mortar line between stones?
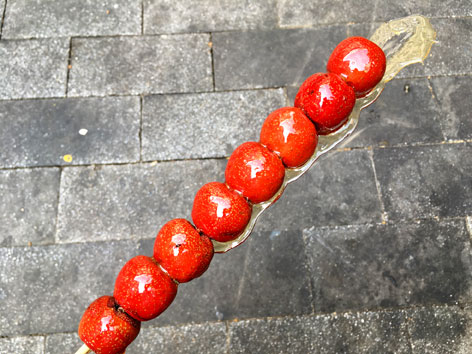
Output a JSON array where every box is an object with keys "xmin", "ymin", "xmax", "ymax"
[
  {"xmin": 140, "ymin": 0, "xmax": 144, "ymax": 35},
  {"xmin": 64, "ymin": 37, "xmax": 73, "ymax": 97},
  {"xmin": 42, "ymin": 334, "xmax": 47, "ymax": 354},
  {"xmin": 404, "ymin": 312, "xmax": 416, "ymax": 354},
  {"xmin": 209, "ymin": 32, "xmax": 216, "ymax": 91},
  {"xmin": 0, "ymin": 0, "xmax": 7, "ymax": 39},
  {"xmin": 139, "ymin": 95, "xmax": 144, "ymax": 161},
  {"xmin": 368, "ymin": 148, "xmax": 388, "ymax": 223},
  {"xmin": 300, "ymin": 231, "xmax": 316, "ymax": 315},
  {"xmin": 53, "ymin": 168, "xmax": 63, "ymax": 244},
  {"xmin": 466, "ymin": 216, "xmax": 472, "ymax": 243}
]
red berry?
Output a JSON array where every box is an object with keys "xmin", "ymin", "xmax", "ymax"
[
  {"xmin": 153, "ymin": 219, "xmax": 214, "ymax": 283},
  {"xmin": 294, "ymin": 72, "xmax": 356, "ymax": 134},
  {"xmin": 113, "ymin": 255, "xmax": 177, "ymax": 321},
  {"xmin": 260, "ymin": 107, "xmax": 318, "ymax": 167},
  {"xmin": 327, "ymin": 36, "xmax": 386, "ymax": 97},
  {"xmin": 78, "ymin": 296, "xmax": 140, "ymax": 354},
  {"xmin": 225, "ymin": 142, "xmax": 285, "ymax": 204},
  {"xmin": 192, "ymin": 182, "xmax": 252, "ymax": 242}
]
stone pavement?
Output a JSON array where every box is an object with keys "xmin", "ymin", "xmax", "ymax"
[{"xmin": 0, "ymin": 1, "xmax": 471, "ymax": 353}]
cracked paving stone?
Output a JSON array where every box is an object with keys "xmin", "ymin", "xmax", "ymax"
[
  {"xmin": 0, "ymin": 38, "xmax": 68, "ymax": 99},
  {"xmin": 2, "ymin": 0, "xmax": 140, "ymax": 39},
  {"xmin": 408, "ymin": 305, "xmax": 472, "ymax": 354},
  {"xmin": 430, "ymin": 76, "xmax": 472, "ymax": 141},
  {"xmin": 153, "ymin": 229, "xmax": 312, "ymax": 326},
  {"xmin": 373, "ymin": 143, "xmax": 472, "ymax": 220},
  {"xmin": 0, "ymin": 97, "xmax": 140, "ymax": 168},
  {"xmin": 303, "ymin": 218, "xmax": 472, "ymax": 312},
  {"xmin": 257, "ymin": 149, "xmax": 382, "ymax": 231},
  {"xmin": 0, "ymin": 336, "xmax": 45, "ymax": 354},
  {"xmin": 143, "ymin": 0, "xmax": 277, "ymax": 34},
  {"xmin": 229, "ymin": 311, "xmax": 411, "ymax": 354},
  {"xmin": 0, "ymin": 168, "xmax": 60, "ymax": 247},
  {"xmin": 142, "ymin": 89, "xmax": 286, "ymax": 161},
  {"xmin": 57, "ymin": 160, "xmax": 226, "ymax": 243},
  {"xmin": 213, "ymin": 26, "xmax": 346, "ymax": 90},
  {"xmin": 68, "ymin": 34, "xmax": 212, "ymax": 97}
]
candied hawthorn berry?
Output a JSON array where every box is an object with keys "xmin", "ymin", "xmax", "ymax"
[
  {"xmin": 192, "ymin": 182, "xmax": 252, "ymax": 242},
  {"xmin": 114, "ymin": 255, "xmax": 177, "ymax": 321},
  {"xmin": 153, "ymin": 219, "xmax": 214, "ymax": 283},
  {"xmin": 78, "ymin": 296, "xmax": 140, "ymax": 354},
  {"xmin": 225, "ymin": 142, "xmax": 285, "ymax": 204},
  {"xmin": 327, "ymin": 36, "xmax": 386, "ymax": 97},
  {"xmin": 294, "ymin": 72, "xmax": 356, "ymax": 134},
  {"xmin": 260, "ymin": 107, "xmax": 318, "ymax": 167}
]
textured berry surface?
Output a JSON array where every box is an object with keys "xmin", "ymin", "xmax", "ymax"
[
  {"xmin": 192, "ymin": 182, "xmax": 252, "ymax": 242},
  {"xmin": 78, "ymin": 296, "xmax": 140, "ymax": 354},
  {"xmin": 114, "ymin": 255, "xmax": 177, "ymax": 321},
  {"xmin": 153, "ymin": 218, "xmax": 214, "ymax": 283},
  {"xmin": 260, "ymin": 107, "xmax": 318, "ymax": 167},
  {"xmin": 327, "ymin": 36, "xmax": 386, "ymax": 97},
  {"xmin": 225, "ymin": 142, "xmax": 285, "ymax": 204},
  {"xmin": 294, "ymin": 72, "xmax": 356, "ymax": 134}
]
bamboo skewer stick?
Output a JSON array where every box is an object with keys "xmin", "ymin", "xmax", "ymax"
[{"xmin": 74, "ymin": 343, "xmax": 91, "ymax": 354}]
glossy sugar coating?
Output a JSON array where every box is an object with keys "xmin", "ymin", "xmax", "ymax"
[
  {"xmin": 78, "ymin": 296, "xmax": 140, "ymax": 354},
  {"xmin": 260, "ymin": 107, "xmax": 318, "ymax": 167},
  {"xmin": 153, "ymin": 218, "xmax": 214, "ymax": 283},
  {"xmin": 225, "ymin": 142, "xmax": 285, "ymax": 204},
  {"xmin": 192, "ymin": 182, "xmax": 252, "ymax": 242},
  {"xmin": 327, "ymin": 36, "xmax": 386, "ymax": 97},
  {"xmin": 113, "ymin": 255, "xmax": 177, "ymax": 321},
  {"xmin": 295, "ymin": 72, "xmax": 356, "ymax": 134}
]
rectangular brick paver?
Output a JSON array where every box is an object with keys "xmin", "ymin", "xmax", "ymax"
[
  {"xmin": 0, "ymin": 97, "xmax": 140, "ymax": 168},
  {"xmin": 258, "ymin": 149, "xmax": 383, "ymax": 231},
  {"xmin": 430, "ymin": 76, "xmax": 472, "ymax": 140},
  {"xmin": 156, "ymin": 229, "xmax": 312, "ymax": 326},
  {"xmin": 68, "ymin": 34, "xmax": 213, "ymax": 97},
  {"xmin": 142, "ymin": 89, "xmax": 286, "ymax": 161},
  {"xmin": 2, "ymin": 0, "xmax": 141, "ymax": 39},
  {"xmin": 229, "ymin": 311, "xmax": 411, "ymax": 354},
  {"xmin": 213, "ymin": 26, "xmax": 346, "ymax": 90},
  {"xmin": 408, "ymin": 305, "xmax": 472, "ymax": 354},
  {"xmin": 0, "ymin": 336, "xmax": 45, "ymax": 354},
  {"xmin": 0, "ymin": 168, "xmax": 60, "ymax": 246},
  {"xmin": 57, "ymin": 160, "xmax": 226, "ymax": 243},
  {"xmin": 303, "ymin": 219, "xmax": 472, "ymax": 312},
  {"xmin": 0, "ymin": 239, "xmax": 143, "ymax": 336},
  {"xmin": 373, "ymin": 143, "xmax": 472, "ymax": 220},
  {"xmin": 144, "ymin": 0, "xmax": 277, "ymax": 34},
  {"xmin": 0, "ymin": 38, "xmax": 68, "ymax": 100}
]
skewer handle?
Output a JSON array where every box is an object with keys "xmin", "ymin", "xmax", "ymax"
[{"xmin": 74, "ymin": 343, "xmax": 91, "ymax": 354}]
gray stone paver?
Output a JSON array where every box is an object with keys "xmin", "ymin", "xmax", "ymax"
[
  {"xmin": 408, "ymin": 305, "xmax": 472, "ymax": 354},
  {"xmin": 0, "ymin": 38, "xmax": 68, "ymax": 99},
  {"xmin": 258, "ymin": 149, "xmax": 383, "ymax": 231},
  {"xmin": 45, "ymin": 332, "xmax": 81, "ymax": 354},
  {"xmin": 430, "ymin": 76, "xmax": 472, "ymax": 140},
  {"xmin": 373, "ymin": 143, "xmax": 472, "ymax": 221},
  {"xmin": 0, "ymin": 239, "xmax": 142, "ymax": 335},
  {"xmin": 397, "ymin": 18, "xmax": 472, "ymax": 78},
  {"xmin": 0, "ymin": 168, "xmax": 60, "ymax": 246},
  {"xmin": 56, "ymin": 160, "xmax": 225, "ymax": 243},
  {"xmin": 144, "ymin": 0, "xmax": 278, "ymax": 34},
  {"xmin": 142, "ymin": 89, "xmax": 286, "ymax": 161},
  {"xmin": 155, "ymin": 229, "xmax": 312, "ymax": 326},
  {"xmin": 0, "ymin": 97, "xmax": 140, "ymax": 168},
  {"xmin": 303, "ymin": 219, "xmax": 472, "ymax": 313},
  {"xmin": 229, "ymin": 311, "xmax": 411, "ymax": 354},
  {"xmin": 213, "ymin": 26, "xmax": 346, "ymax": 90},
  {"xmin": 2, "ymin": 0, "xmax": 141, "ymax": 39},
  {"xmin": 0, "ymin": 336, "xmax": 45, "ymax": 354},
  {"xmin": 68, "ymin": 34, "xmax": 213, "ymax": 97}
]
